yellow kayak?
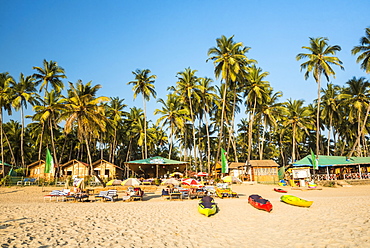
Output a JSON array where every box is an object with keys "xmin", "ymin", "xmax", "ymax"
[
  {"xmin": 198, "ymin": 196, "xmax": 217, "ymax": 217},
  {"xmin": 280, "ymin": 195, "xmax": 313, "ymax": 207}
]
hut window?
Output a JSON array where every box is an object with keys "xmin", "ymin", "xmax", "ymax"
[
  {"xmin": 105, "ymin": 169, "xmax": 109, "ymax": 177},
  {"xmin": 67, "ymin": 171, "xmax": 72, "ymax": 176}
]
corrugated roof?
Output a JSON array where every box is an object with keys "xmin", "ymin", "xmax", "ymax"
[
  {"xmin": 293, "ymin": 155, "xmax": 370, "ymax": 167},
  {"xmin": 125, "ymin": 156, "xmax": 188, "ymax": 165}
]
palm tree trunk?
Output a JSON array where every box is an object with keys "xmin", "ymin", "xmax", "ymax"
[
  {"xmin": 348, "ymin": 103, "xmax": 370, "ymax": 158},
  {"xmin": 38, "ymin": 122, "xmax": 45, "ymax": 161},
  {"xmin": 204, "ymin": 110, "xmax": 211, "ymax": 174},
  {"xmin": 327, "ymin": 112, "xmax": 333, "ymax": 156},
  {"xmin": 316, "ymin": 77, "xmax": 321, "ymax": 158},
  {"xmin": 247, "ymin": 97, "xmax": 257, "ymax": 163},
  {"xmin": 292, "ymin": 123, "xmax": 296, "ymax": 162},
  {"xmin": 143, "ymin": 96, "xmax": 148, "ymax": 159},
  {"xmin": 20, "ymin": 106, "xmax": 25, "ymax": 168},
  {"xmin": 216, "ymin": 78, "xmax": 228, "ymax": 164},
  {"xmin": 0, "ymin": 109, "xmax": 4, "ymax": 177},
  {"xmin": 189, "ymin": 97, "xmax": 198, "ymax": 171},
  {"xmin": 84, "ymin": 135, "xmax": 94, "ymax": 176}
]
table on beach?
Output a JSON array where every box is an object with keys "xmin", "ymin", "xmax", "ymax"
[{"xmin": 169, "ymin": 192, "xmax": 182, "ymax": 201}]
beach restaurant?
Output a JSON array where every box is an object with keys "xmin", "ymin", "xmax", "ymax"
[
  {"xmin": 293, "ymin": 155, "xmax": 370, "ymax": 180},
  {"xmin": 124, "ymin": 156, "xmax": 188, "ymax": 178}
]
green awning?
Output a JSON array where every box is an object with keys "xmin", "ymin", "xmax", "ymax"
[
  {"xmin": 125, "ymin": 156, "xmax": 188, "ymax": 165},
  {"xmin": 293, "ymin": 155, "xmax": 370, "ymax": 167}
]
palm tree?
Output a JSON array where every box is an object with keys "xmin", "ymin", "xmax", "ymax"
[
  {"xmin": 0, "ymin": 72, "xmax": 13, "ymax": 176},
  {"xmin": 339, "ymin": 77, "xmax": 370, "ymax": 157},
  {"xmin": 33, "ymin": 59, "xmax": 66, "ymax": 94},
  {"xmin": 105, "ymin": 97, "xmax": 127, "ymax": 163},
  {"xmin": 321, "ymin": 83, "xmax": 341, "ymax": 155},
  {"xmin": 10, "ymin": 73, "xmax": 37, "ymax": 168},
  {"xmin": 127, "ymin": 69, "xmax": 156, "ymax": 159},
  {"xmin": 243, "ymin": 65, "xmax": 270, "ymax": 163},
  {"xmin": 154, "ymin": 94, "xmax": 190, "ymax": 158},
  {"xmin": 296, "ymin": 37, "xmax": 344, "ymax": 158},
  {"xmin": 198, "ymin": 77, "xmax": 218, "ymax": 173},
  {"xmin": 61, "ymin": 80, "xmax": 110, "ymax": 175},
  {"xmin": 352, "ymin": 27, "xmax": 370, "ymax": 73},
  {"xmin": 282, "ymin": 99, "xmax": 313, "ymax": 162},
  {"xmin": 207, "ymin": 35, "xmax": 252, "ymax": 162},
  {"xmin": 32, "ymin": 90, "xmax": 66, "ymax": 167},
  {"xmin": 172, "ymin": 68, "xmax": 201, "ymax": 169}
]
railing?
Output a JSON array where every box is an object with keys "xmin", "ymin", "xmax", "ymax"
[
  {"xmin": 313, "ymin": 173, "xmax": 370, "ymax": 180},
  {"xmin": 343, "ymin": 173, "xmax": 370, "ymax": 180},
  {"xmin": 312, "ymin": 174, "xmax": 337, "ymax": 181}
]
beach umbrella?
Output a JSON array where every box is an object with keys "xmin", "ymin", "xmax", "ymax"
[
  {"xmin": 106, "ymin": 179, "xmax": 123, "ymax": 186},
  {"xmin": 181, "ymin": 178, "xmax": 201, "ymax": 186},
  {"xmin": 170, "ymin": 172, "xmax": 183, "ymax": 177},
  {"xmin": 121, "ymin": 178, "xmax": 141, "ymax": 186},
  {"xmin": 222, "ymin": 176, "xmax": 242, "ymax": 183},
  {"xmin": 162, "ymin": 178, "xmax": 180, "ymax": 186},
  {"xmin": 196, "ymin": 172, "xmax": 209, "ymax": 177}
]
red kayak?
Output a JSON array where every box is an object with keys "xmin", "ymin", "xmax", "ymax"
[
  {"xmin": 248, "ymin": 194, "xmax": 273, "ymax": 212},
  {"xmin": 274, "ymin": 188, "xmax": 288, "ymax": 193}
]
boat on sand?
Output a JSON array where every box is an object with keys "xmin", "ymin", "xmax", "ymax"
[
  {"xmin": 198, "ymin": 196, "xmax": 217, "ymax": 217},
  {"xmin": 248, "ymin": 194, "xmax": 273, "ymax": 212},
  {"xmin": 280, "ymin": 195, "xmax": 313, "ymax": 207}
]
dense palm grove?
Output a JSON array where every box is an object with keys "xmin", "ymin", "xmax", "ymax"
[{"xmin": 1, "ymin": 28, "xmax": 370, "ymax": 177}]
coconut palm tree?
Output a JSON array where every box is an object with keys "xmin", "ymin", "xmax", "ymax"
[
  {"xmin": 282, "ymin": 99, "xmax": 313, "ymax": 162},
  {"xmin": 321, "ymin": 83, "xmax": 342, "ymax": 155},
  {"xmin": 296, "ymin": 37, "xmax": 344, "ymax": 158},
  {"xmin": 127, "ymin": 69, "xmax": 156, "ymax": 159},
  {"xmin": 154, "ymin": 94, "xmax": 190, "ymax": 158},
  {"xmin": 33, "ymin": 59, "xmax": 66, "ymax": 94},
  {"xmin": 9, "ymin": 73, "xmax": 37, "ymax": 168},
  {"xmin": 0, "ymin": 72, "xmax": 13, "ymax": 176},
  {"xmin": 207, "ymin": 35, "xmax": 252, "ymax": 162},
  {"xmin": 61, "ymin": 80, "xmax": 109, "ymax": 175},
  {"xmin": 171, "ymin": 68, "xmax": 201, "ymax": 169},
  {"xmin": 243, "ymin": 65, "xmax": 271, "ymax": 163},
  {"xmin": 352, "ymin": 27, "xmax": 370, "ymax": 73},
  {"xmin": 31, "ymin": 90, "xmax": 66, "ymax": 166},
  {"xmin": 339, "ymin": 77, "xmax": 370, "ymax": 157},
  {"xmin": 105, "ymin": 97, "xmax": 127, "ymax": 163}
]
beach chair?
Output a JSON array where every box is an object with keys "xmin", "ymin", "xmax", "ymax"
[
  {"xmin": 161, "ymin": 189, "xmax": 170, "ymax": 199},
  {"xmin": 131, "ymin": 188, "xmax": 144, "ymax": 201},
  {"xmin": 102, "ymin": 190, "xmax": 118, "ymax": 202},
  {"xmin": 44, "ymin": 189, "xmax": 70, "ymax": 202},
  {"xmin": 95, "ymin": 191, "xmax": 108, "ymax": 201}
]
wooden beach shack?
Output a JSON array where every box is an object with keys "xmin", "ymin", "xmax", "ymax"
[
  {"xmin": 26, "ymin": 160, "xmax": 54, "ymax": 179},
  {"xmin": 215, "ymin": 160, "xmax": 279, "ymax": 183},
  {"xmin": 124, "ymin": 156, "xmax": 188, "ymax": 178},
  {"xmin": 293, "ymin": 155, "xmax": 370, "ymax": 180},
  {"xmin": 92, "ymin": 159, "xmax": 124, "ymax": 179},
  {"xmin": 247, "ymin": 160, "xmax": 279, "ymax": 183},
  {"xmin": 60, "ymin": 159, "xmax": 89, "ymax": 178}
]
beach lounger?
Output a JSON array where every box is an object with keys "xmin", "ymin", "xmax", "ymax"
[
  {"xmin": 131, "ymin": 188, "xmax": 144, "ymax": 201},
  {"xmin": 95, "ymin": 191, "xmax": 108, "ymax": 201},
  {"xmin": 44, "ymin": 189, "xmax": 70, "ymax": 202},
  {"xmin": 102, "ymin": 190, "xmax": 118, "ymax": 202}
]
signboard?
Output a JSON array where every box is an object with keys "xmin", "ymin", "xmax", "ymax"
[{"xmin": 292, "ymin": 168, "xmax": 310, "ymax": 179}]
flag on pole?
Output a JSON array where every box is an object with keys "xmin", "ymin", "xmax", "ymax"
[
  {"xmin": 221, "ymin": 148, "xmax": 228, "ymax": 173},
  {"xmin": 44, "ymin": 148, "xmax": 54, "ymax": 174},
  {"xmin": 310, "ymin": 149, "xmax": 318, "ymax": 170}
]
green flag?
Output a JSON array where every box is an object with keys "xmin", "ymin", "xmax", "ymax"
[
  {"xmin": 310, "ymin": 149, "xmax": 318, "ymax": 170},
  {"xmin": 44, "ymin": 148, "xmax": 54, "ymax": 174},
  {"xmin": 221, "ymin": 148, "xmax": 228, "ymax": 173}
]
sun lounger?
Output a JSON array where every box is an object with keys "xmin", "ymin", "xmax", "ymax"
[
  {"xmin": 95, "ymin": 191, "xmax": 108, "ymax": 201},
  {"xmin": 102, "ymin": 190, "xmax": 118, "ymax": 202},
  {"xmin": 44, "ymin": 189, "xmax": 70, "ymax": 202},
  {"xmin": 131, "ymin": 188, "xmax": 144, "ymax": 201}
]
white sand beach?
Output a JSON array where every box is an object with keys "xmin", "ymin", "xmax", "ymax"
[{"xmin": 1, "ymin": 184, "xmax": 370, "ymax": 248}]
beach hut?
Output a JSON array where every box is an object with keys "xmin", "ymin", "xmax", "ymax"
[
  {"xmin": 26, "ymin": 160, "xmax": 55, "ymax": 179},
  {"xmin": 293, "ymin": 155, "xmax": 370, "ymax": 180},
  {"xmin": 215, "ymin": 162, "xmax": 246, "ymax": 177},
  {"xmin": 92, "ymin": 159, "xmax": 124, "ymax": 179},
  {"xmin": 59, "ymin": 160, "xmax": 89, "ymax": 178},
  {"xmin": 124, "ymin": 156, "xmax": 188, "ymax": 178},
  {"xmin": 247, "ymin": 160, "xmax": 279, "ymax": 183}
]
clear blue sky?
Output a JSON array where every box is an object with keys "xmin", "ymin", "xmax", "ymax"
[{"xmin": 1, "ymin": 0, "xmax": 369, "ymax": 124}]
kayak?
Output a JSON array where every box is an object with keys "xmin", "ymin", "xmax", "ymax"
[
  {"xmin": 274, "ymin": 188, "xmax": 288, "ymax": 193},
  {"xmin": 248, "ymin": 194, "xmax": 273, "ymax": 212},
  {"xmin": 280, "ymin": 195, "xmax": 313, "ymax": 207},
  {"xmin": 198, "ymin": 197, "xmax": 217, "ymax": 217}
]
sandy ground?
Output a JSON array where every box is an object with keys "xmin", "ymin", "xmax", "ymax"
[{"xmin": 0, "ymin": 183, "xmax": 370, "ymax": 248}]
